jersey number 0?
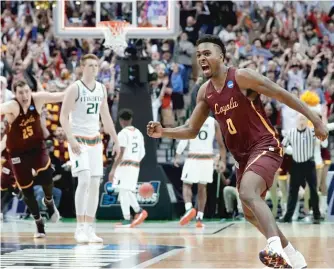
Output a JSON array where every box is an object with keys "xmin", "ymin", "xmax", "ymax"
[{"xmin": 226, "ymin": 118, "xmax": 237, "ymax": 135}]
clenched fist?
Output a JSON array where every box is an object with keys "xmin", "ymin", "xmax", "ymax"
[{"xmin": 147, "ymin": 121, "xmax": 163, "ymax": 138}]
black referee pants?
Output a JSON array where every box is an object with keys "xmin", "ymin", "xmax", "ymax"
[{"xmin": 283, "ymin": 160, "xmax": 320, "ymax": 221}]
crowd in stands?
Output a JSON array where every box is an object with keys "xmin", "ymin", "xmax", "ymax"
[{"xmin": 1, "ymin": 1, "xmax": 334, "ymax": 222}]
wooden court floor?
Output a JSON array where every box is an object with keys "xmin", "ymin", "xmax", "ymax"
[{"xmin": 1, "ymin": 220, "xmax": 333, "ymax": 268}]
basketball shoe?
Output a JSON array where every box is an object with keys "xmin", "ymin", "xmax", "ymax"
[
  {"xmin": 86, "ymin": 224, "xmax": 103, "ymax": 243},
  {"xmin": 75, "ymin": 225, "xmax": 89, "ymax": 243},
  {"xmin": 131, "ymin": 209, "xmax": 148, "ymax": 228},
  {"xmin": 180, "ymin": 208, "xmax": 196, "ymax": 226},
  {"xmin": 259, "ymin": 246, "xmax": 292, "ymax": 268},
  {"xmin": 43, "ymin": 198, "xmax": 60, "ymax": 223},
  {"xmin": 285, "ymin": 249, "xmax": 307, "ymax": 268},
  {"xmin": 195, "ymin": 217, "xmax": 205, "ymax": 228},
  {"xmin": 34, "ymin": 219, "xmax": 46, "ymax": 238}
]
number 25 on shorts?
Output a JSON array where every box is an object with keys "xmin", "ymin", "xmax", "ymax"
[{"xmin": 226, "ymin": 118, "xmax": 237, "ymax": 135}]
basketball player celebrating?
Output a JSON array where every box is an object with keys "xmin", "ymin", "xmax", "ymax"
[
  {"xmin": 108, "ymin": 109, "xmax": 147, "ymax": 228},
  {"xmin": 147, "ymin": 35, "xmax": 328, "ymax": 268},
  {"xmin": 0, "ymin": 80, "xmax": 63, "ymax": 237},
  {"xmin": 60, "ymin": 54, "xmax": 120, "ymax": 243},
  {"xmin": 173, "ymin": 116, "xmax": 226, "ymax": 228}
]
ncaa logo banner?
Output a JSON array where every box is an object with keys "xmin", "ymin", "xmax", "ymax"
[{"xmin": 100, "ymin": 181, "xmax": 161, "ymax": 207}]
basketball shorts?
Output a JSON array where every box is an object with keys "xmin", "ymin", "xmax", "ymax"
[
  {"xmin": 1, "ymin": 159, "xmax": 16, "ymax": 191},
  {"xmin": 181, "ymin": 158, "xmax": 214, "ymax": 185},
  {"xmin": 236, "ymin": 149, "xmax": 283, "ymax": 197},
  {"xmin": 114, "ymin": 162, "xmax": 140, "ymax": 192},
  {"xmin": 68, "ymin": 141, "xmax": 103, "ymax": 177},
  {"xmin": 278, "ymin": 154, "xmax": 292, "ymax": 180},
  {"xmin": 9, "ymin": 148, "xmax": 51, "ymax": 189},
  {"xmin": 321, "ymin": 148, "xmax": 331, "ymax": 165}
]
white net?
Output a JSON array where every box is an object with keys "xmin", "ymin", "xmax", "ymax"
[{"xmin": 99, "ymin": 21, "xmax": 129, "ymax": 57}]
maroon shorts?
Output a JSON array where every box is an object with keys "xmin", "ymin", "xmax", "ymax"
[
  {"xmin": 9, "ymin": 148, "xmax": 51, "ymax": 189},
  {"xmin": 1, "ymin": 159, "xmax": 16, "ymax": 191},
  {"xmin": 321, "ymin": 148, "xmax": 331, "ymax": 164},
  {"xmin": 236, "ymin": 149, "xmax": 283, "ymax": 198},
  {"xmin": 278, "ymin": 154, "xmax": 292, "ymax": 180}
]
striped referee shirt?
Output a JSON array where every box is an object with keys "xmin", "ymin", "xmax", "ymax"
[{"xmin": 282, "ymin": 127, "xmax": 315, "ymax": 163}]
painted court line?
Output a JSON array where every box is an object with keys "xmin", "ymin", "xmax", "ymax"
[{"xmin": 212, "ymin": 223, "xmax": 234, "ymax": 235}]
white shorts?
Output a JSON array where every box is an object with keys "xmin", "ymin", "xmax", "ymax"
[
  {"xmin": 68, "ymin": 142, "xmax": 103, "ymax": 177},
  {"xmin": 181, "ymin": 158, "xmax": 214, "ymax": 185},
  {"xmin": 114, "ymin": 166, "xmax": 140, "ymax": 192}
]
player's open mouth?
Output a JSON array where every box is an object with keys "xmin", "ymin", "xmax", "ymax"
[
  {"xmin": 201, "ymin": 65, "xmax": 211, "ymax": 75},
  {"xmin": 201, "ymin": 65, "xmax": 210, "ymax": 72}
]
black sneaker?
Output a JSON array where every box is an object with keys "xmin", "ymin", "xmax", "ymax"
[
  {"xmin": 34, "ymin": 219, "xmax": 46, "ymax": 238},
  {"xmin": 313, "ymin": 218, "xmax": 321, "ymax": 224}
]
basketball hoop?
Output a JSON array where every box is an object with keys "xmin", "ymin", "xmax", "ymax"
[{"xmin": 97, "ymin": 21, "xmax": 130, "ymax": 56}]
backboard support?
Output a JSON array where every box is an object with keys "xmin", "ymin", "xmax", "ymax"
[{"xmin": 53, "ymin": 0, "xmax": 180, "ymax": 39}]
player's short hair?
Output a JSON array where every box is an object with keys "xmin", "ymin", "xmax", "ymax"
[
  {"xmin": 80, "ymin": 54, "xmax": 99, "ymax": 66},
  {"xmin": 196, "ymin": 35, "xmax": 226, "ymax": 57},
  {"xmin": 12, "ymin": 80, "xmax": 28, "ymax": 93},
  {"xmin": 119, "ymin": 109, "xmax": 133, "ymax": 121}
]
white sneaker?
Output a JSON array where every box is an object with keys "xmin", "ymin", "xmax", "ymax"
[
  {"xmin": 75, "ymin": 227, "xmax": 89, "ymax": 244},
  {"xmin": 86, "ymin": 225, "xmax": 103, "ymax": 243},
  {"xmin": 286, "ymin": 250, "xmax": 307, "ymax": 268},
  {"xmin": 42, "ymin": 198, "xmax": 60, "ymax": 223}
]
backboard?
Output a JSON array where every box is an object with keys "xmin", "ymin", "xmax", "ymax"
[{"xmin": 54, "ymin": 0, "xmax": 179, "ymax": 39}]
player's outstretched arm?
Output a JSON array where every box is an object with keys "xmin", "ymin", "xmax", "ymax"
[
  {"xmin": 147, "ymin": 82, "xmax": 210, "ymax": 139},
  {"xmin": 0, "ymin": 101, "xmax": 18, "ymax": 116},
  {"xmin": 33, "ymin": 91, "xmax": 65, "ymax": 104},
  {"xmin": 59, "ymin": 83, "xmax": 81, "ymax": 154},
  {"xmin": 100, "ymin": 86, "xmax": 120, "ymax": 158},
  {"xmin": 235, "ymin": 68, "xmax": 328, "ymax": 141}
]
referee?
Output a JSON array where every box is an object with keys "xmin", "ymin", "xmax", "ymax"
[{"xmin": 281, "ymin": 114, "xmax": 321, "ymax": 224}]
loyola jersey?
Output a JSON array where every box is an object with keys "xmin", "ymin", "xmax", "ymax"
[
  {"xmin": 118, "ymin": 126, "xmax": 145, "ymax": 164},
  {"xmin": 176, "ymin": 116, "xmax": 216, "ymax": 155},
  {"xmin": 70, "ymin": 80, "xmax": 104, "ymax": 137}
]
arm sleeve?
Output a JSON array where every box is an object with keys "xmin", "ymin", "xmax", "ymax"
[
  {"xmin": 176, "ymin": 140, "xmax": 189, "ymax": 155},
  {"xmin": 139, "ymin": 134, "xmax": 146, "ymax": 161},
  {"xmin": 281, "ymin": 130, "xmax": 291, "ymax": 147}
]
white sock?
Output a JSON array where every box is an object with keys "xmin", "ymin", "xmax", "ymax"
[
  {"xmin": 128, "ymin": 191, "xmax": 141, "ymax": 213},
  {"xmin": 185, "ymin": 202, "xmax": 192, "ymax": 211},
  {"xmin": 284, "ymin": 242, "xmax": 296, "ymax": 256},
  {"xmin": 197, "ymin": 211, "xmax": 204, "ymax": 220},
  {"xmin": 119, "ymin": 190, "xmax": 130, "ymax": 220},
  {"xmin": 320, "ymin": 195, "xmax": 327, "ymax": 213},
  {"xmin": 267, "ymin": 236, "xmax": 283, "ymax": 254}
]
